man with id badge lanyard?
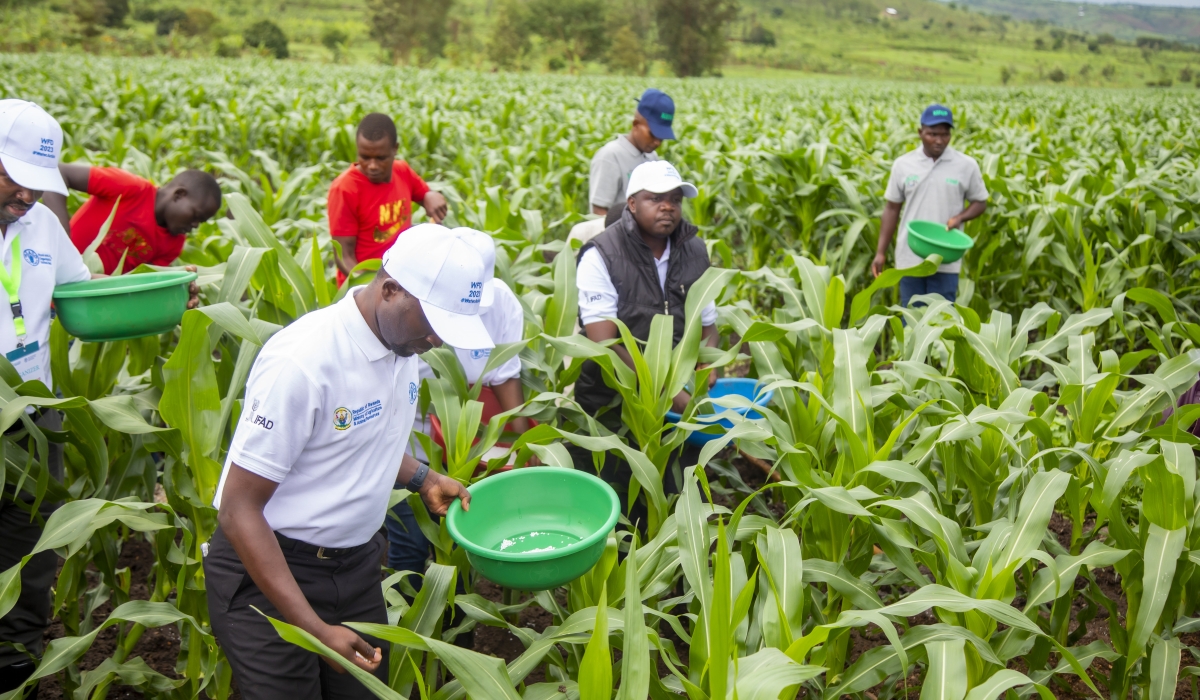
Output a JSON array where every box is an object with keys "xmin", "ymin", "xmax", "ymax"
[{"xmin": 0, "ymin": 100, "xmax": 197, "ymax": 691}]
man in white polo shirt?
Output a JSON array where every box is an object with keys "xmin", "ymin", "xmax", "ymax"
[
  {"xmin": 0, "ymin": 100, "xmax": 102, "ymax": 691},
  {"xmin": 871, "ymin": 104, "xmax": 989, "ymax": 308},
  {"xmin": 205, "ymin": 225, "xmax": 488, "ymax": 698},
  {"xmin": 389, "ymin": 228, "xmax": 533, "ymax": 587}
]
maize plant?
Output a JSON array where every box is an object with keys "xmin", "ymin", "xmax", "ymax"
[{"xmin": 0, "ymin": 54, "xmax": 1196, "ymax": 699}]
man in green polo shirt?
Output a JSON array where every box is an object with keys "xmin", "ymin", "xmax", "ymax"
[{"xmin": 871, "ymin": 104, "xmax": 989, "ymax": 308}]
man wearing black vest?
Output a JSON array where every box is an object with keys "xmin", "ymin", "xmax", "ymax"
[{"xmin": 573, "ymin": 160, "xmax": 718, "ymax": 526}]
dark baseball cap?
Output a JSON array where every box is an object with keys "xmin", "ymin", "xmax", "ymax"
[
  {"xmin": 636, "ymin": 88, "xmax": 676, "ymax": 140},
  {"xmin": 921, "ymin": 104, "xmax": 953, "ymax": 127}
]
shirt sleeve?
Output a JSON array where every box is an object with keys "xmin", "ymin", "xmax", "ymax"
[
  {"xmin": 589, "ymin": 149, "xmax": 621, "ymax": 210},
  {"xmin": 326, "ymin": 176, "xmax": 361, "ymax": 240},
  {"xmin": 883, "ymin": 161, "xmax": 905, "ymax": 204},
  {"xmin": 577, "ymin": 247, "xmax": 619, "ymax": 326},
  {"xmin": 227, "ymin": 357, "xmax": 321, "ymax": 483},
  {"xmin": 965, "ymin": 161, "xmax": 989, "ymax": 202},
  {"xmin": 397, "ymin": 162, "xmax": 431, "ymax": 205},
  {"xmin": 701, "ymin": 302, "xmax": 718, "ymax": 327},
  {"xmin": 482, "ymin": 284, "xmax": 525, "ymax": 386},
  {"xmin": 52, "ymin": 215, "xmax": 92, "ymax": 285},
  {"xmin": 86, "ymin": 167, "xmax": 149, "ymax": 199}
]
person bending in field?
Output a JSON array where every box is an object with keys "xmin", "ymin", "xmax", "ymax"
[
  {"xmin": 571, "ymin": 160, "xmax": 718, "ymax": 529},
  {"xmin": 327, "ymin": 112, "xmax": 448, "ymax": 286},
  {"xmin": 569, "ymin": 89, "xmax": 678, "ymax": 252},
  {"xmin": 41, "ymin": 165, "xmax": 222, "ymax": 274},
  {"xmin": 871, "ymin": 104, "xmax": 989, "ymax": 308}
]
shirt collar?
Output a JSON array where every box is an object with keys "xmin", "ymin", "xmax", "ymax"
[
  {"xmin": 617, "ymin": 134, "xmax": 642, "ymax": 156},
  {"xmin": 338, "ymin": 288, "xmax": 391, "ymax": 362},
  {"xmin": 657, "ymin": 238, "xmax": 672, "ymax": 263}
]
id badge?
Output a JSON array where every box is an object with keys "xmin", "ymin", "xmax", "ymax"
[{"xmin": 5, "ymin": 340, "xmax": 47, "ymax": 382}]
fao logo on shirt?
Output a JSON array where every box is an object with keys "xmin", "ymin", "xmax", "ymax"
[
  {"xmin": 470, "ymin": 349, "xmax": 491, "ymax": 360},
  {"xmin": 408, "ymin": 382, "xmax": 419, "ymax": 404},
  {"xmin": 21, "ymin": 249, "xmax": 50, "ymax": 266}
]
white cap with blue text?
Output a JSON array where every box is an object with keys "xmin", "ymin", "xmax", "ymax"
[
  {"xmin": 381, "ymin": 223, "xmax": 494, "ymax": 350},
  {"xmin": 625, "ymin": 160, "xmax": 698, "ymax": 200},
  {"xmin": 452, "ymin": 228, "xmax": 497, "ymax": 308},
  {"xmin": 0, "ymin": 99, "xmax": 67, "ymax": 196}
]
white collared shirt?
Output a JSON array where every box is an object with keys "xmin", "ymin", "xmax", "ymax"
[
  {"xmin": 0, "ymin": 203, "xmax": 91, "ymax": 387},
  {"xmin": 215, "ymin": 289, "xmax": 420, "ymax": 548},
  {"xmin": 577, "ymin": 239, "xmax": 719, "ymax": 327}
]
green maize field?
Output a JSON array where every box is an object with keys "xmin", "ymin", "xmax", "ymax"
[{"xmin": 0, "ymin": 54, "xmax": 1198, "ymax": 700}]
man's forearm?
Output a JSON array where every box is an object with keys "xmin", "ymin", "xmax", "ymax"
[
  {"xmin": 876, "ymin": 203, "xmax": 901, "ymax": 256},
  {"xmin": 333, "ymin": 237, "xmax": 358, "ymax": 276},
  {"xmin": 42, "ymin": 193, "xmax": 71, "ymax": 232},
  {"xmin": 221, "ymin": 505, "xmax": 323, "ymax": 632},
  {"xmin": 491, "ymin": 377, "xmax": 530, "ymax": 433},
  {"xmin": 592, "ymin": 205, "xmax": 608, "ymax": 216},
  {"xmin": 954, "ymin": 201, "xmax": 988, "ymax": 225}
]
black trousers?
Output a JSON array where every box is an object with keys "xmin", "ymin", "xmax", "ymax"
[
  {"xmin": 204, "ymin": 527, "xmax": 390, "ymax": 700},
  {"xmin": 0, "ymin": 410, "xmax": 63, "ymax": 670}
]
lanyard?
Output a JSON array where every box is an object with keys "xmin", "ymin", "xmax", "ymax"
[{"xmin": 0, "ymin": 234, "xmax": 25, "ymax": 342}]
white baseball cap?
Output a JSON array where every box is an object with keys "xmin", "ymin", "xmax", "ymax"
[
  {"xmin": 0, "ymin": 100, "xmax": 67, "ymax": 196},
  {"xmin": 625, "ymin": 160, "xmax": 698, "ymax": 200},
  {"xmin": 381, "ymin": 224, "xmax": 493, "ymax": 351},
  {"xmin": 452, "ymin": 228, "xmax": 496, "ymax": 308}
]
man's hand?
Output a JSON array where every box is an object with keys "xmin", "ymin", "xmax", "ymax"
[
  {"xmin": 871, "ymin": 252, "xmax": 887, "ymax": 278},
  {"xmin": 671, "ymin": 390, "xmax": 691, "ymax": 414},
  {"xmin": 185, "ymin": 265, "xmax": 201, "ymax": 309},
  {"xmin": 315, "ymin": 623, "xmax": 381, "ymax": 674},
  {"xmin": 422, "ymin": 192, "xmax": 449, "ymax": 224},
  {"xmin": 946, "ymin": 216, "xmax": 962, "ymax": 231},
  {"xmin": 418, "ymin": 471, "xmax": 470, "ymax": 517}
]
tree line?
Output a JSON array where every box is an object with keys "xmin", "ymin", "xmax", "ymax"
[{"xmin": 368, "ymin": 0, "xmax": 740, "ymax": 77}]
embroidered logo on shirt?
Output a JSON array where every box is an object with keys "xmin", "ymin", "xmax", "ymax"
[
  {"xmin": 333, "ymin": 407, "xmax": 352, "ymax": 430},
  {"xmin": 408, "ymin": 382, "xmax": 419, "ymax": 404},
  {"xmin": 21, "ymin": 249, "xmax": 50, "ymax": 266},
  {"xmin": 351, "ymin": 400, "xmax": 383, "ymax": 426},
  {"xmin": 946, "ymin": 178, "xmax": 960, "ymax": 185},
  {"xmin": 252, "ymin": 415, "xmax": 275, "ymax": 430},
  {"xmin": 470, "ymin": 349, "xmax": 491, "ymax": 360}
]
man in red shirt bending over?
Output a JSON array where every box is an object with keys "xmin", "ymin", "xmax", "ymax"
[
  {"xmin": 327, "ymin": 113, "xmax": 448, "ymax": 285},
  {"xmin": 43, "ymin": 166, "xmax": 222, "ymax": 274}
]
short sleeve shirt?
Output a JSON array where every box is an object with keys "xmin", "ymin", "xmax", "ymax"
[
  {"xmin": 884, "ymin": 146, "xmax": 989, "ymax": 274},
  {"xmin": 214, "ymin": 289, "xmax": 420, "ymax": 548},
  {"xmin": 0, "ymin": 204, "xmax": 91, "ymax": 387},
  {"xmin": 589, "ymin": 135, "xmax": 657, "ymax": 211},
  {"xmin": 69, "ymin": 168, "xmax": 183, "ymax": 274},
  {"xmin": 327, "ymin": 161, "xmax": 431, "ymax": 265}
]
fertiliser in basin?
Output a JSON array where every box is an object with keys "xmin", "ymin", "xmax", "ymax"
[
  {"xmin": 53, "ymin": 270, "xmax": 196, "ymax": 342},
  {"xmin": 446, "ymin": 467, "xmax": 620, "ymax": 590}
]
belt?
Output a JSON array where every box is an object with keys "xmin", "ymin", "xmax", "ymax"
[{"xmin": 274, "ymin": 531, "xmax": 373, "ymax": 560}]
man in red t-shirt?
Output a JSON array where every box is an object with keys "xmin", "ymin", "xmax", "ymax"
[
  {"xmin": 42, "ymin": 166, "xmax": 222, "ymax": 274},
  {"xmin": 327, "ymin": 113, "xmax": 448, "ymax": 285}
]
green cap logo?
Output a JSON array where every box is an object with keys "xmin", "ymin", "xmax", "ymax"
[
  {"xmin": 661, "ymin": 112, "xmax": 673, "ymax": 122},
  {"xmin": 933, "ymin": 110, "xmax": 948, "ymax": 116}
]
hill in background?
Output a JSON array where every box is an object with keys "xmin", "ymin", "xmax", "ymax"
[
  {"xmin": 4, "ymin": 0, "xmax": 1200, "ymax": 88},
  {"xmin": 941, "ymin": 0, "xmax": 1200, "ymax": 44}
]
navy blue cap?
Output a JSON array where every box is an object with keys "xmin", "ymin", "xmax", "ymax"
[
  {"xmin": 636, "ymin": 89, "xmax": 676, "ymax": 140},
  {"xmin": 921, "ymin": 104, "xmax": 953, "ymax": 127}
]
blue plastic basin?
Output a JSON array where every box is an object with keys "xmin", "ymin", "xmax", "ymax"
[{"xmin": 665, "ymin": 378, "xmax": 774, "ymax": 446}]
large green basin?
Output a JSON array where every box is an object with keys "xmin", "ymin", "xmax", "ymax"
[
  {"xmin": 446, "ymin": 467, "xmax": 619, "ymax": 591},
  {"xmin": 52, "ymin": 270, "xmax": 196, "ymax": 342},
  {"xmin": 907, "ymin": 220, "xmax": 974, "ymax": 263}
]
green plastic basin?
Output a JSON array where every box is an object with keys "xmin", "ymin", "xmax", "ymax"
[
  {"xmin": 52, "ymin": 270, "xmax": 196, "ymax": 342},
  {"xmin": 446, "ymin": 467, "xmax": 620, "ymax": 591},
  {"xmin": 906, "ymin": 220, "xmax": 974, "ymax": 263}
]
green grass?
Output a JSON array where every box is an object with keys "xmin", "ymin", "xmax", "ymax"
[{"xmin": 5, "ymin": 0, "xmax": 1200, "ymax": 88}]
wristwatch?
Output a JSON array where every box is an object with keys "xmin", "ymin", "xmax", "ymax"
[{"xmin": 406, "ymin": 463, "xmax": 430, "ymax": 492}]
